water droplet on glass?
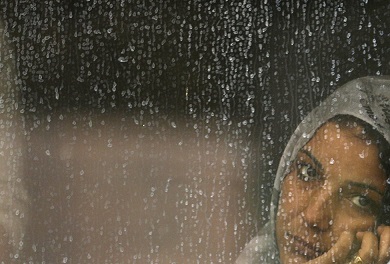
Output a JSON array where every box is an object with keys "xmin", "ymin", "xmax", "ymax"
[{"xmin": 118, "ymin": 57, "xmax": 128, "ymax": 63}]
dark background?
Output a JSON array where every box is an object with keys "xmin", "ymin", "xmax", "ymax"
[
  {"xmin": 2, "ymin": 0, "xmax": 388, "ymax": 156},
  {"xmin": 1, "ymin": 0, "xmax": 389, "ymax": 262}
]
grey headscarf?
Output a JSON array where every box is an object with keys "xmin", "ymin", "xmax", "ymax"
[{"xmin": 236, "ymin": 76, "xmax": 390, "ymax": 264}]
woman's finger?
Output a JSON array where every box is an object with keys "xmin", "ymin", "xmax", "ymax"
[
  {"xmin": 305, "ymin": 231, "xmax": 354, "ymax": 264},
  {"xmin": 356, "ymin": 231, "xmax": 379, "ymax": 264},
  {"xmin": 377, "ymin": 226, "xmax": 390, "ymax": 264}
]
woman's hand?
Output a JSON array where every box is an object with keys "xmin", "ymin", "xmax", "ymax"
[
  {"xmin": 303, "ymin": 226, "xmax": 390, "ymax": 264},
  {"xmin": 375, "ymin": 225, "xmax": 390, "ymax": 263}
]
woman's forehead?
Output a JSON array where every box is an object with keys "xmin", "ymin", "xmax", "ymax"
[
  {"xmin": 302, "ymin": 122, "xmax": 387, "ymax": 189},
  {"xmin": 308, "ymin": 121, "xmax": 374, "ymax": 147}
]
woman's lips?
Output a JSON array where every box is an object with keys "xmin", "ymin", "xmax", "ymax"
[{"xmin": 286, "ymin": 233, "xmax": 326, "ymax": 259}]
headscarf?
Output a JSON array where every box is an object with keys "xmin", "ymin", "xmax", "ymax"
[{"xmin": 236, "ymin": 76, "xmax": 390, "ymax": 263}]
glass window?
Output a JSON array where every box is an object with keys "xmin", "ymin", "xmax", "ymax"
[{"xmin": 0, "ymin": 1, "xmax": 389, "ymax": 263}]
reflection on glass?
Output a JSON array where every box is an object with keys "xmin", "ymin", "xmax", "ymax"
[{"xmin": 0, "ymin": 20, "xmax": 28, "ymax": 261}]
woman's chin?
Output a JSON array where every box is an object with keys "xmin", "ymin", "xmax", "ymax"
[{"xmin": 280, "ymin": 251, "xmax": 316, "ymax": 264}]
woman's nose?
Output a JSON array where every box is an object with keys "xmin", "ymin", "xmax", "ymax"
[{"xmin": 301, "ymin": 189, "xmax": 334, "ymax": 231}]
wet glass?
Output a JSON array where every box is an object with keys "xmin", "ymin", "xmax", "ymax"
[{"xmin": 0, "ymin": 1, "xmax": 389, "ymax": 262}]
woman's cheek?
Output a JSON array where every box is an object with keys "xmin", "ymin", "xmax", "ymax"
[{"xmin": 332, "ymin": 210, "xmax": 377, "ymax": 236}]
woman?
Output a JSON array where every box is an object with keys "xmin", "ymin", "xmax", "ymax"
[{"xmin": 236, "ymin": 76, "xmax": 390, "ymax": 264}]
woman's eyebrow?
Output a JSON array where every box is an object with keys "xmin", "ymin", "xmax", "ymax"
[
  {"xmin": 299, "ymin": 149, "xmax": 324, "ymax": 172},
  {"xmin": 345, "ymin": 181, "xmax": 385, "ymax": 196}
]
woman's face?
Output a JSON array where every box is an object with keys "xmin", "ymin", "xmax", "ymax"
[{"xmin": 276, "ymin": 122, "xmax": 388, "ymax": 263}]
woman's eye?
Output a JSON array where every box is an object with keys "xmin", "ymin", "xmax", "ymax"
[
  {"xmin": 350, "ymin": 196, "xmax": 372, "ymax": 209},
  {"xmin": 348, "ymin": 195, "xmax": 380, "ymax": 214},
  {"xmin": 296, "ymin": 161, "xmax": 319, "ymax": 181}
]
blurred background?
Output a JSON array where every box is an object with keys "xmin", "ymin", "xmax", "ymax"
[{"xmin": 0, "ymin": 0, "xmax": 389, "ymax": 263}]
